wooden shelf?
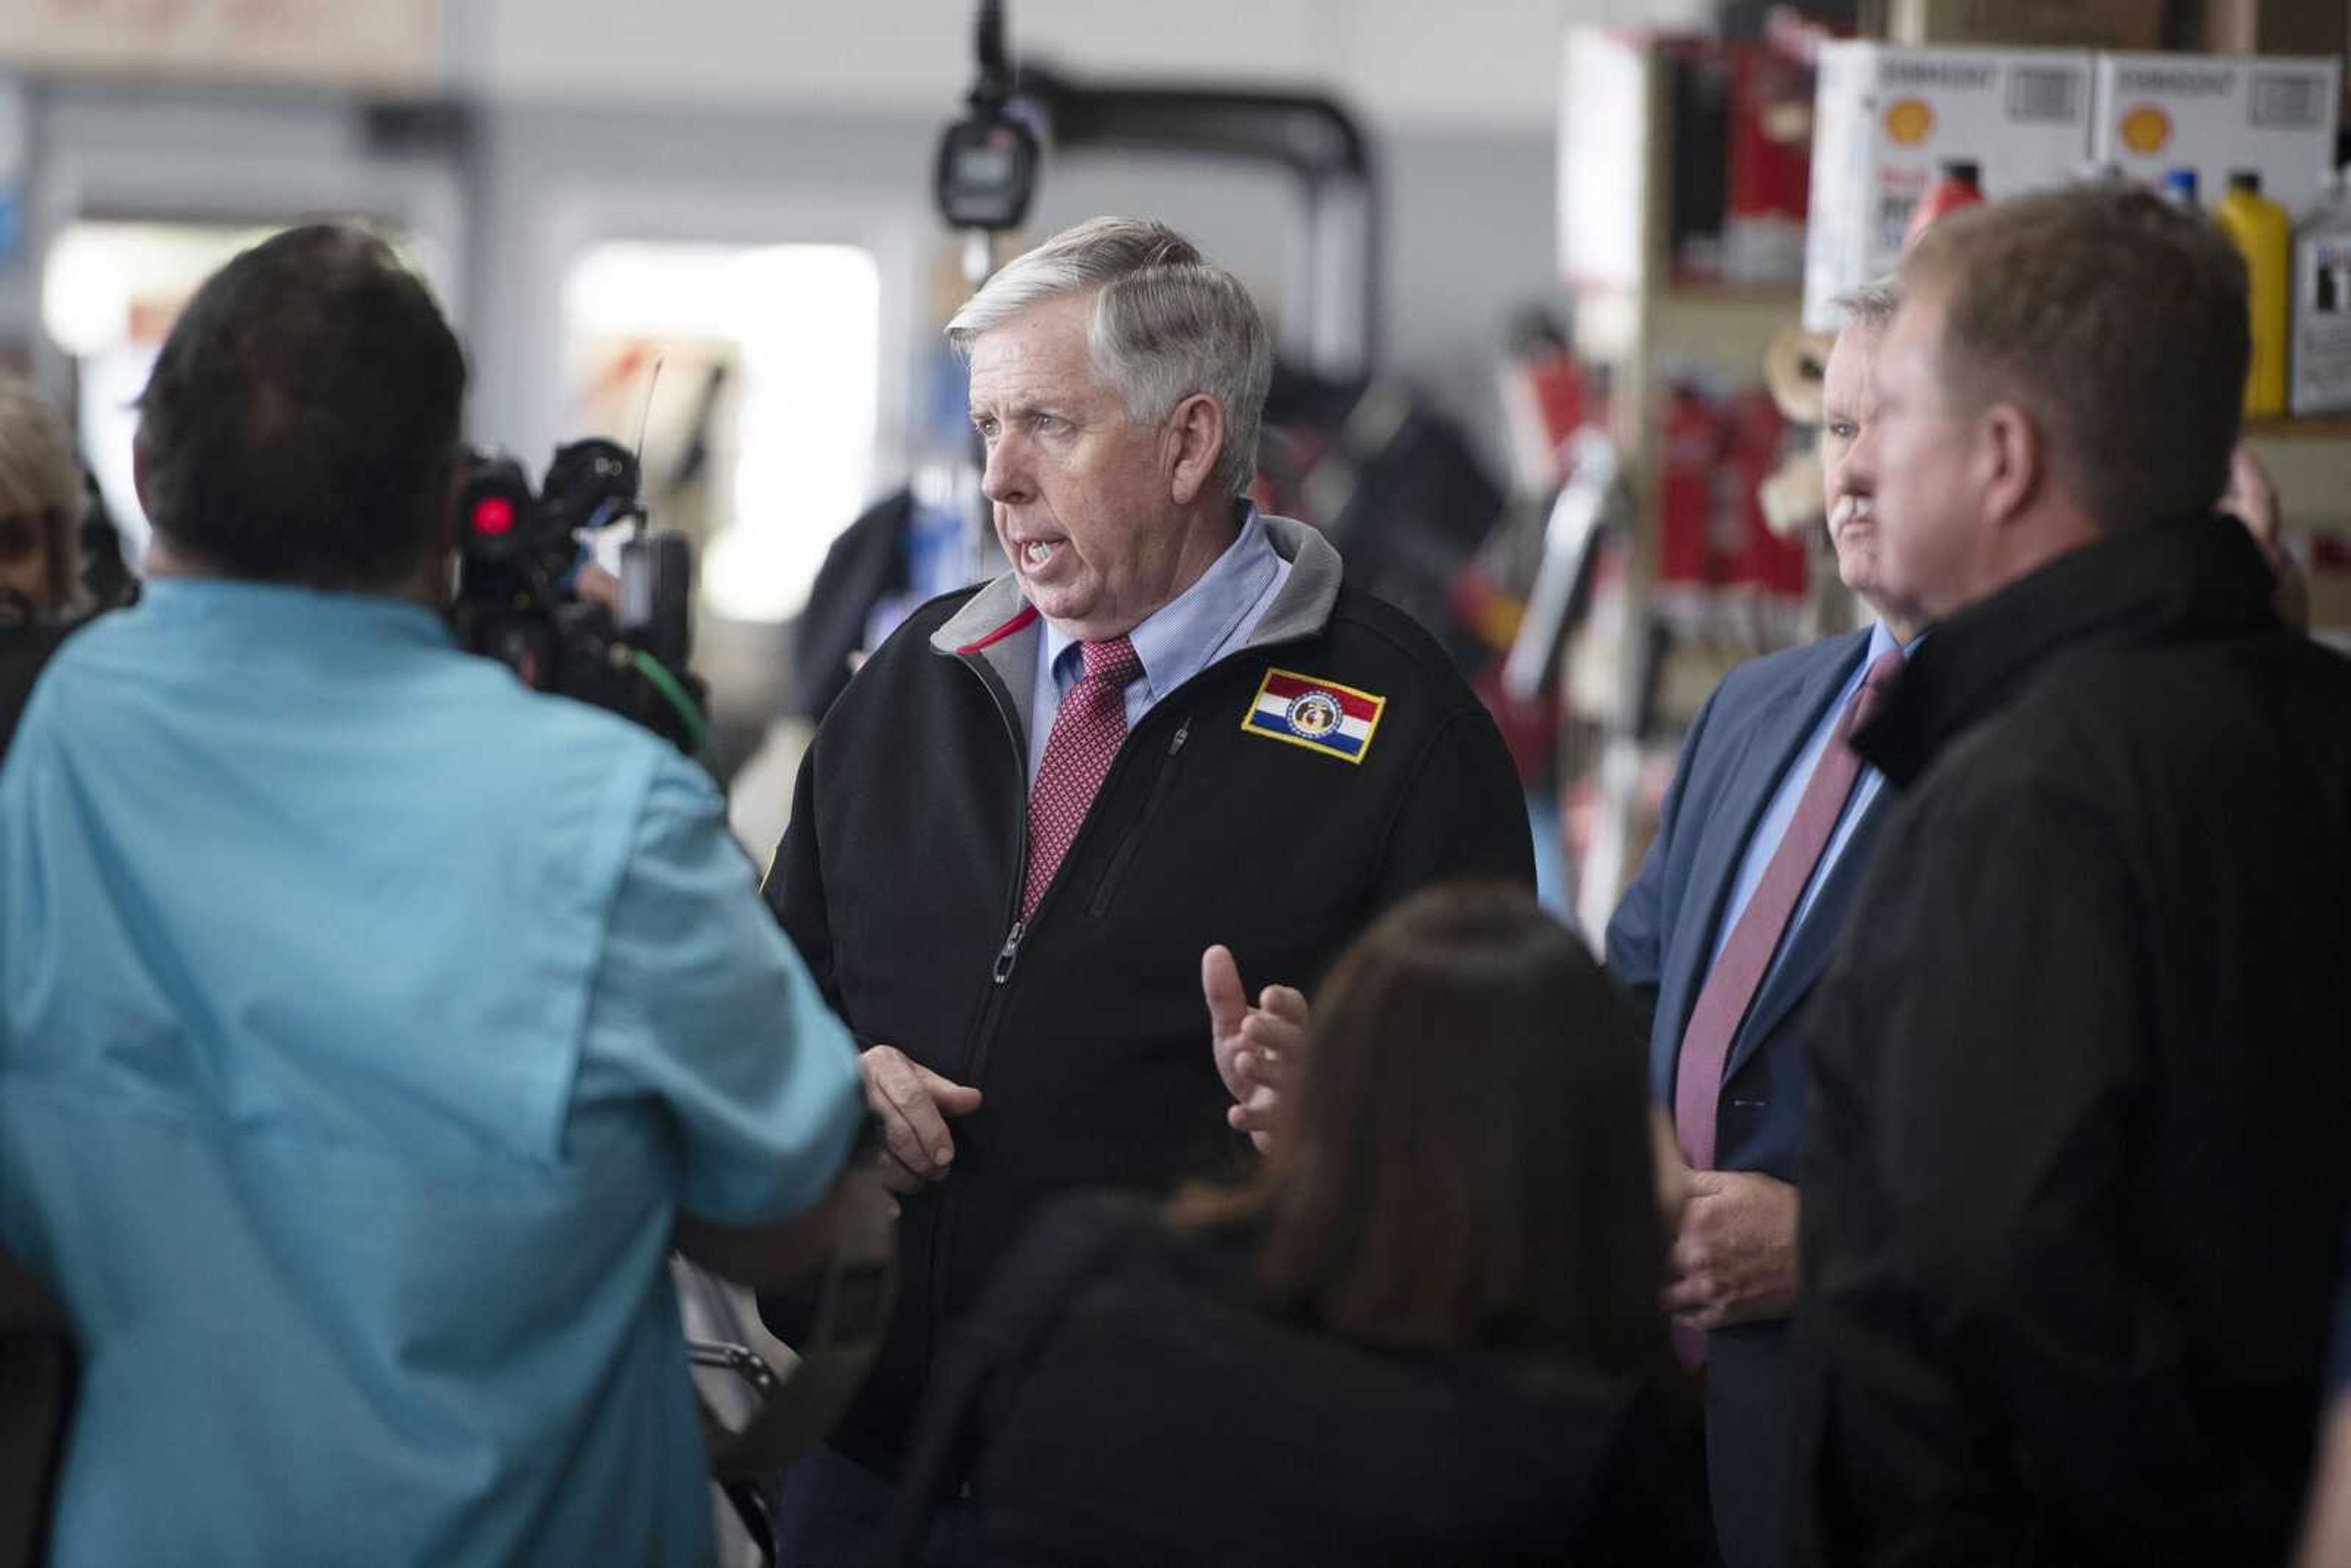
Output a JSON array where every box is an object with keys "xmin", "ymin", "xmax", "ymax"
[
  {"xmin": 2240, "ymin": 421, "xmax": 2351, "ymax": 536},
  {"xmin": 1660, "ymin": 282, "xmax": 1807, "ymax": 306},
  {"xmin": 1573, "ymin": 283, "xmax": 1803, "ymax": 374},
  {"xmin": 2243, "ymin": 415, "xmax": 2351, "ymax": 441}
]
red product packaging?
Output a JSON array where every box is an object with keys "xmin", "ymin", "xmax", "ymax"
[
  {"xmin": 1724, "ymin": 41, "xmax": 1815, "ymax": 284},
  {"xmin": 1902, "ymin": 160, "xmax": 1985, "ymax": 251},
  {"xmin": 1658, "ymin": 384, "xmax": 1728, "ymax": 590}
]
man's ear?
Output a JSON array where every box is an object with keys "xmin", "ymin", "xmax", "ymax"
[
  {"xmin": 406, "ymin": 454, "xmax": 466, "ymax": 607},
  {"xmin": 1976, "ymin": 401, "xmax": 2045, "ymax": 530},
  {"xmin": 1166, "ymin": 393, "xmax": 1228, "ymax": 508},
  {"xmin": 436, "ymin": 454, "xmax": 467, "ymax": 555}
]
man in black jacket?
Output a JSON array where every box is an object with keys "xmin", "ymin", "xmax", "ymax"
[
  {"xmin": 1793, "ymin": 183, "xmax": 2351, "ymax": 1564},
  {"xmin": 762, "ymin": 217, "xmax": 1532, "ymax": 1562}
]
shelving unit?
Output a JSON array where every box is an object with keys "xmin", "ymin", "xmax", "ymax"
[
  {"xmin": 1558, "ymin": 28, "xmax": 1814, "ymax": 937},
  {"xmin": 1551, "ymin": 25, "xmax": 2351, "ymax": 935}
]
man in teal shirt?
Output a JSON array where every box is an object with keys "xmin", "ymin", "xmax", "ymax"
[{"xmin": 0, "ymin": 225, "xmax": 865, "ymax": 1564}]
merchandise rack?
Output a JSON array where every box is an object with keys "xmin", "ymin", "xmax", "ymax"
[{"xmin": 1555, "ymin": 25, "xmax": 2351, "ymax": 934}]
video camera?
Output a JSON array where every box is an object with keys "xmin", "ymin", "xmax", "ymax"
[
  {"xmin": 934, "ymin": 0, "xmax": 1039, "ymax": 232},
  {"xmin": 450, "ymin": 438, "xmax": 709, "ymax": 758}
]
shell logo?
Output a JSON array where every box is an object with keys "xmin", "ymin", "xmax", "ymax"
[
  {"xmin": 2120, "ymin": 103, "xmax": 2172, "ymax": 154},
  {"xmin": 1884, "ymin": 98, "xmax": 1935, "ymax": 145}
]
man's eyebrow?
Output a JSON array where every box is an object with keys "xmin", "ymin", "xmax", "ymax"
[{"xmin": 979, "ymin": 399, "xmax": 1075, "ymax": 424}]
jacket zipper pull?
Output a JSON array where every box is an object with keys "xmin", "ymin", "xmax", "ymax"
[
  {"xmin": 1169, "ymin": 720, "xmax": 1190, "ymax": 756},
  {"xmin": 991, "ymin": 920, "xmax": 1027, "ymax": 985}
]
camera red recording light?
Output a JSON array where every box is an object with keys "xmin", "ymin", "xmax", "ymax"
[{"xmin": 471, "ymin": 496, "xmax": 516, "ymax": 537}]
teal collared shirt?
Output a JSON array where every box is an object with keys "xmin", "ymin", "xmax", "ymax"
[
  {"xmin": 1027, "ymin": 507, "xmax": 1292, "ymax": 782},
  {"xmin": 0, "ymin": 578, "xmax": 861, "ymax": 1565}
]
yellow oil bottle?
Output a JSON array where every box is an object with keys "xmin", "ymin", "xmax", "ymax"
[{"xmin": 2216, "ymin": 170, "xmax": 2291, "ymax": 419}]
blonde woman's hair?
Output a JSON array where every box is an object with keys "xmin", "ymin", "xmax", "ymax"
[{"xmin": 0, "ymin": 377, "xmax": 87, "ymax": 610}]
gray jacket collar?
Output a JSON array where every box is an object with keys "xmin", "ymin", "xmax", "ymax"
[{"xmin": 929, "ymin": 515, "xmax": 1344, "ymax": 735}]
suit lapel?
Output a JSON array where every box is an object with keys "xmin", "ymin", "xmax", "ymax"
[{"xmin": 1655, "ymin": 632, "xmax": 1870, "ymax": 1092}]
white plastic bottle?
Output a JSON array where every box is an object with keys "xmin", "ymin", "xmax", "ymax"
[{"xmin": 2291, "ymin": 167, "xmax": 2351, "ymax": 417}]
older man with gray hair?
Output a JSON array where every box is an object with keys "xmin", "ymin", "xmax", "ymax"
[
  {"xmin": 761, "ymin": 216, "xmax": 1531, "ymax": 1561},
  {"xmin": 1604, "ymin": 278, "xmax": 1926, "ymax": 1568}
]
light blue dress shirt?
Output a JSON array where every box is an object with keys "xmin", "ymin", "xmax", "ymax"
[
  {"xmin": 0, "ymin": 580, "xmax": 862, "ymax": 1566},
  {"xmin": 1026, "ymin": 507, "xmax": 1292, "ymax": 784},
  {"xmin": 1708, "ymin": 619, "xmax": 1916, "ymax": 975}
]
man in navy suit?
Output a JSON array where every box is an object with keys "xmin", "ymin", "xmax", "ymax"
[
  {"xmin": 1604, "ymin": 283, "xmax": 1921, "ymax": 1568},
  {"xmin": 1604, "ymin": 282, "xmax": 2297, "ymax": 1567}
]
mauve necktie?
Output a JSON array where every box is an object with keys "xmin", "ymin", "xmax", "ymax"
[
  {"xmin": 1020, "ymin": 636, "xmax": 1143, "ymax": 921},
  {"xmin": 1669, "ymin": 645, "xmax": 1903, "ymax": 1370},
  {"xmin": 1673, "ymin": 645, "xmax": 1906, "ymax": 1171}
]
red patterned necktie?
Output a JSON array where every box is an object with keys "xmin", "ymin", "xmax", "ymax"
[
  {"xmin": 1673, "ymin": 646, "xmax": 1907, "ymax": 1171},
  {"xmin": 1021, "ymin": 636, "xmax": 1144, "ymax": 921}
]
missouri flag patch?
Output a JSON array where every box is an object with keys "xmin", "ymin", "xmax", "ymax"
[{"xmin": 1242, "ymin": 668, "xmax": 1387, "ymax": 764}]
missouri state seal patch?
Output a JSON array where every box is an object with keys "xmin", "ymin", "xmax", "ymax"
[{"xmin": 1241, "ymin": 667, "xmax": 1387, "ymax": 764}]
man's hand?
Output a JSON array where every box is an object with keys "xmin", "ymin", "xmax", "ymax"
[
  {"xmin": 2223, "ymin": 443, "xmax": 2309, "ymax": 629},
  {"xmin": 674, "ymin": 1160, "xmax": 891, "ymax": 1289},
  {"xmin": 1202, "ymin": 945, "xmax": 1307, "ymax": 1153},
  {"xmin": 1663, "ymin": 1169, "xmax": 1799, "ymax": 1332},
  {"xmin": 573, "ymin": 561, "xmax": 624, "ymax": 614},
  {"xmin": 859, "ymin": 1045, "xmax": 981, "ymax": 1195},
  {"xmin": 2224, "ymin": 442, "xmax": 2283, "ymax": 558}
]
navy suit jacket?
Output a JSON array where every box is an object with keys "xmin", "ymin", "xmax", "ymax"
[{"xmin": 1605, "ymin": 628, "xmax": 1890, "ymax": 1568}]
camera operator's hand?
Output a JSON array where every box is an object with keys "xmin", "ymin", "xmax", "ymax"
[
  {"xmin": 861, "ymin": 1045, "xmax": 981, "ymax": 1194},
  {"xmin": 574, "ymin": 561, "xmax": 623, "ymax": 614},
  {"xmin": 674, "ymin": 1160, "xmax": 890, "ymax": 1291}
]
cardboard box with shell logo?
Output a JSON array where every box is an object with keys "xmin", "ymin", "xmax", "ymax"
[
  {"xmin": 2091, "ymin": 53, "xmax": 2342, "ymax": 222},
  {"xmin": 1804, "ymin": 43, "xmax": 2096, "ymax": 328}
]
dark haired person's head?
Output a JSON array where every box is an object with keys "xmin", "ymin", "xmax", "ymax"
[
  {"xmin": 1196, "ymin": 883, "xmax": 1671, "ymax": 1373},
  {"xmin": 133, "ymin": 224, "xmax": 466, "ymax": 595}
]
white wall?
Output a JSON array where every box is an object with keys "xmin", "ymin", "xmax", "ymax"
[
  {"xmin": 9, "ymin": 2, "xmax": 1626, "ymax": 555},
  {"xmin": 466, "ymin": 97, "xmax": 1563, "ymax": 481},
  {"xmin": 454, "ymin": 0, "xmax": 1712, "ymax": 135},
  {"xmin": 448, "ymin": 0, "xmax": 1646, "ymax": 461}
]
